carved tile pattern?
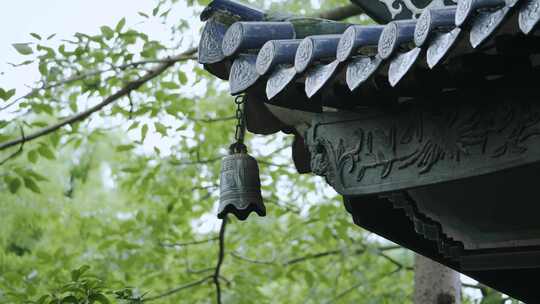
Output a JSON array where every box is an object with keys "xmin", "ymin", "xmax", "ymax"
[
  {"xmin": 256, "ymin": 42, "xmax": 275, "ymax": 74},
  {"xmin": 337, "ymin": 27, "xmax": 356, "ymax": 62},
  {"xmin": 266, "ymin": 66, "xmax": 297, "ymax": 99},
  {"xmin": 295, "ymin": 39, "xmax": 313, "ymax": 72},
  {"xmin": 346, "ymin": 56, "xmax": 383, "ymax": 90},
  {"xmin": 222, "ymin": 22, "xmax": 243, "ymax": 56},
  {"xmin": 414, "ymin": 10, "xmax": 431, "ymax": 46},
  {"xmin": 378, "ymin": 23, "xmax": 397, "ymax": 59},
  {"xmin": 388, "ymin": 48, "xmax": 421, "ymax": 87},
  {"xmin": 469, "ymin": 7, "xmax": 507, "ymax": 48},
  {"xmin": 519, "ymin": 0, "xmax": 540, "ymax": 34},
  {"xmin": 455, "ymin": 0, "xmax": 472, "ymax": 26},
  {"xmin": 305, "ymin": 61, "xmax": 340, "ymax": 98},
  {"xmin": 230, "ymin": 55, "xmax": 258, "ymax": 94},
  {"xmin": 307, "ymin": 101, "xmax": 540, "ymax": 195},
  {"xmin": 199, "ymin": 20, "xmax": 226, "ymax": 64},
  {"xmin": 426, "ymin": 28, "xmax": 460, "ymax": 68}
]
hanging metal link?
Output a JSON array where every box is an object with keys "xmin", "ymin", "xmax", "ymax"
[{"xmin": 230, "ymin": 94, "xmax": 247, "ymax": 154}]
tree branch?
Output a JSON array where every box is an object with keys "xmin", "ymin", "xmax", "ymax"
[
  {"xmin": 188, "ymin": 116, "xmax": 235, "ymax": 123},
  {"xmin": 0, "ymin": 125, "xmax": 25, "ymax": 166},
  {"xmin": 284, "ymin": 249, "xmax": 342, "ymax": 266},
  {"xmin": 143, "ymin": 275, "xmax": 212, "ymax": 302},
  {"xmin": 231, "ymin": 252, "xmax": 275, "ymax": 265},
  {"xmin": 377, "ymin": 251, "xmax": 413, "ymax": 271},
  {"xmin": 160, "ymin": 237, "xmax": 219, "ymax": 248},
  {"xmin": 0, "ymin": 47, "xmax": 197, "ymax": 152},
  {"xmin": 316, "ymin": 3, "xmax": 364, "ymax": 20},
  {"xmin": 213, "ymin": 217, "xmax": 227, "ymax": 304},
  {"xmin": 0, "ymin": 55, "xmax": 197, "ymax": 112}
]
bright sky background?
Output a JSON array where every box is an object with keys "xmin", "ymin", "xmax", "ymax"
[
  {"xmin": 0, "ymin": 0, "xmax": 485, "ymax": 300},
  {"xmin": 0, "ymin": 0, "xmax": 201, "ymax": 96}
]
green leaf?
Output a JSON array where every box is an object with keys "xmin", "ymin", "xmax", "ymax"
[
  {"xmin": 100, "ymin": 26, "xmax": 114, "ymax": 40},
  {"xmin": 30, "ymin": 33, "xmax": 42, "ymax": 40},
  {"xmin": 161, "ymin": 81, "xmax": 179, "ymax": 89},
  {"xmin": 89, "ymin": 294, "xmax": 110, "ymax": 304},
  {"xmin": 36, "ymin": 295, "xmax": 50, "ymax": 304},
  {"xmin": 115, "ymin": 18, "xmax": 126, "ymax": 32},
  {"xmin": 178, "ymin": 72, "xmax": 188, "ymax": 84},
  {"xmin": 69, "ymin": 98, "xmax": 78, "ymax": 112},
  {"xmin": 12, "ymin": 43, "xmax": 33, "ymax": 55},
  {"xmin": 116, "ymin": 144, "xmax": 135, "ymax": 152},
  {"xmin": 8, "ymin": 60, "xmax": 33, "ymax": 67},
  {"xmin": 38, "ymin": 145, "xmax": 55, "ymax": 160},
  {"xmin": 127, "ymin": 121, "xmax": 139, "ymax": 131},
  {"xmin": 0, "ymin": 88, "xmax": 16, "ymax": 101},
  {"xmin": 28, "ymin": 150, "xmax": 39, "ymax": 163},
  {"xmin": 50, "ymin": 133, "xmax": 61, "ymax": 148},
  {"xmin": 141, "ymin": 124, "xmax": 148, "ymax": 142},
  {"xmin": 23, "ymin": 177, "xmax": 41, "ymax": 193},
  {"xmin": 28, "ymin": 170, "xmax": 48, "ymax": 182},
  {"xmin": 38, "ymin": 62, "xmax": 48, "ymax": 76},
  {"xmin": 8, "ymin": 178, "xmax": 21, "ymax": 194},
  {"xmin": 138, "ymin": 12, "xmax": 149, "ymax": 18},
  {"xmin": 47, "ymin": 33, "xmax": 57, "ymax": 40},
  {"xmin": 61, "ymin": 295, "xmax": 78, "ymax": 303},
  {"xmin": 154, "ymin": 122, "xmax": 167, "ymax": 136}
]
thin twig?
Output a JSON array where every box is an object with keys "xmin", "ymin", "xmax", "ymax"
[
  {"xmin": 160, "ymin": 237, "xmax": 219, "ymax": 248},
  {"xmin": 169, "ymin": 156, "xmax": 222, "ymax": 166},
  {"xmin": 189, "ymin": 116, "xmax": 235, "ymax": 123},
  {"xmin": 0, "ymin": 47, "xmax": 197, "ymax": 152},
  {"xmin": 231, "ymin": 252, "xmax": 275, "ymax": 265},
  {"xmin": 327, "ymin": 281, "xmax": 364, "ymax": 303},
  {"xmin": 325, "ymin": 269, "xmax": 397, "ymax": 304},
  {"xmin": 377, "ymin": 251, "xmax": 413, "ymax": 271},
  {"xmin": 143, "ymin": 275, "xmax": 212, "ymax": 302},
  {"xmin": 284, "ymin": 250, "xmax": 342, "ymax": 266},
  {"xmin": 213, "ymin": 217, "xmax": 227, "ymax": 304}
]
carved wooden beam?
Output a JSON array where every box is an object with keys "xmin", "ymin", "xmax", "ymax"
[{"xmin": 305, "ymin": 94, "xmax": 540, "ymax": 196}]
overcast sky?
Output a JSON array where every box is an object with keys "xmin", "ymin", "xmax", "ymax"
[{"xmin": 0, "ymin": 0, "xmax": 199, "ymax": 94}]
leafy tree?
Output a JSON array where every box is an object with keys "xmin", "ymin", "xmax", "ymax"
[{"xmin": 0, "ymin": 0, "xmax": 514, "ymax": 303}]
